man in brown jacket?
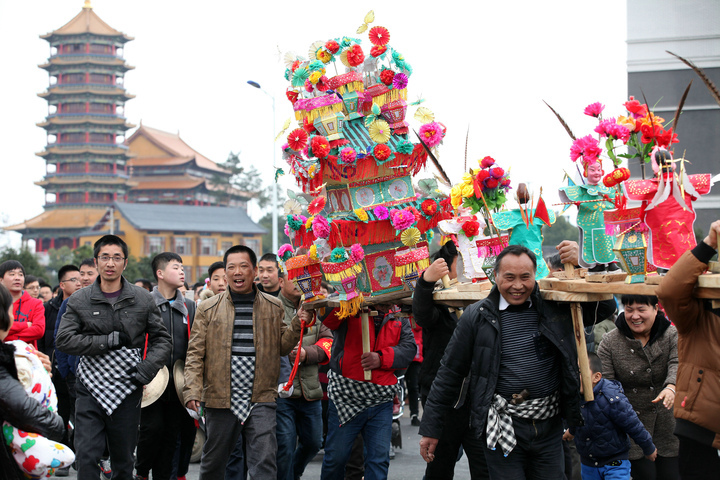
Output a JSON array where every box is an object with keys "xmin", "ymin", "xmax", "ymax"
[
  {"xmin": 656, "ymin": 219, "xmax": 720, "ymax": 479},
  {"xmin": 183, "ymin": 245, "xmax": 303, "ymax": 480}
]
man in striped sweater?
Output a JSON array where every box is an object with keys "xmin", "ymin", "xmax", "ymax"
[{"xmin": 420, "ymin": 244, "xmax": 616, "ymax": 479}]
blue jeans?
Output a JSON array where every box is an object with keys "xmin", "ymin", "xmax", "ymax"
[
  {"xmin": 321, "ymin": 400, "xmax": 392, "ymax": 480},
  {"xmin": 581, "ymin": 460, "xmax": 631, "ymax": 479},
  {"xmin": 483, "ymin": 415, "xmax": 564, "ymax": 480},
  {"xmin": 276, "ymin": 396, "xmax": 323, "ymax": 480}
]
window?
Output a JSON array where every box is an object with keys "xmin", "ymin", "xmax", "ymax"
[
  {"xmin": 90, "ymin": 73, "xmax": 112, "ymax": 84},
  {"xmin": 244, "ymin": 239, "xmax": 260, "ymax": 255},
  {"xmin": 59, "ymin": 133, "xmax": 85, "ymax": 143},
  {"xmin": 89, "ymin": 133, "xmax": 113, "ymax": 143},
  {"xmin": 60, "ymin": 103, "xmax": 86, "ymax": 113},
  {"xmin": 62, "ymin": 73, "xmax": 85, "ymax": 84},
  {"xmin": 220, "ymin": 241, "xmax": 233, "ymax": 256},
  {"xmin": 146, "ymin": 236, "xmax": 165, "ymax": 255},
  {"xmin": 183, "ymin": 266, "xmax": 192, "ymax": 283},
  {"xmin": 200, "ymin": 238, "xmax": 217, "ymax": 256},
  {"xmin": 174, "ymin": 237, "xmax": 191, "ymax": 255}
]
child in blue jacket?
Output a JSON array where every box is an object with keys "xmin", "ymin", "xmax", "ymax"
[{"xmin": 563, "ymin": 353, "xmax": 657, "ymax": 479}]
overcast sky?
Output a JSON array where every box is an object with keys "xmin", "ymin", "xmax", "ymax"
[{"xmin": 0, "ymin": 0, "xmax": 628, "ymax": 245}]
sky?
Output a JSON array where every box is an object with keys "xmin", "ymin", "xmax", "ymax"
[{"xmin": 0, "ymin": 0, "xmax": 628, "ymax": 246}]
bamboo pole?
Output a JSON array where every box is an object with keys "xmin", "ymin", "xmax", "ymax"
[
  {"xmin": 571, "ymin": 302, "xmax": 594, "ymax": 401},
  {"xmin": 360, "ymin": 308, "xmax": 372, "ymax": 381}
]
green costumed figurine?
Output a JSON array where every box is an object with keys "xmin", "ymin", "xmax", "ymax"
[
  {"xmin": 559, "ymin": 155, "xmax": 619, "ymax": 273},
  {"xmin": 492, "ymin": 183, "xmax": 556, "ymax": 279}
]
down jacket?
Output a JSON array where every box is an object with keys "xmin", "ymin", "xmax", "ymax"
[
  {"xmin": 570, "ymin": 377, "xmax": 655, "ymax": 467},
  {"xmin": 419, "ymin": 283, "xmax": 617, "ymax": 440},
  {"xmin": 0, "ymin": 342, "xmax": 64, "ymax": 480}
]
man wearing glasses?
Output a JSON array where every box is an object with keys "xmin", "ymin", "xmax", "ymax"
[{"xmin": 57, "ymin": 235, "xmax": 171, "ymax": 480}]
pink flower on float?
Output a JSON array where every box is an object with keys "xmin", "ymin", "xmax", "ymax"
[
  {"xmin": 349, "ymin": 244, "xmax": 364, "ymax": 263},
  {"xmin": 595, "ymin": 118, "xmax": 631, "ymax": 142},
  {"xmin": 373, "ymin": 205, "xmax": 390, "ymax": 220},
  {"xmin": 312, "ymin": 215, "xmax": 331, "ymax": 239},
  {"xmin": 583, "ymin": 102, "xmax": 605, "ymax": 118},
  {"xmin": 570, "ymin": 135, "xmax": 602, "ymax": 163},
  {"xmin": 277, "ymin": 244, "xmax": 294, "ymax": 260},
  {"xmin": 390, "ymin": 208, "xmax": 416, "ymax": 230},
  {"xmin": 392, "ymin": 73, "xmax": 408, "ymax": 90},
  {"xmin": 480, "ymin": 156, "xmax": 495, "ymax": 168},
  {"xmin": 284, "ymin": 223, "xmax": 291, "ymax": 237},
  {"xmin": 340, "ymin": 147, "xmax": 357, "ymax": 164},
  {"xmin": 418, "ymin": 121, "xmax": 444, "ymax": 148}
]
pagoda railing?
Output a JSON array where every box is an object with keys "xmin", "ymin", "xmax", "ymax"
[
  {"xmin": 46, "ymin": 142, "xmax": 129, "ymax": 150},
  {"xmin": 48, "ymin": 83, "xmax": 126, "ymax": 90},
  {"xmin": 46, "ymin": 113, "xmax": 128, "ymax": 120},
  {"xmin": 49, "ymin": 53, "xmax": 125, "ymax": 61}
]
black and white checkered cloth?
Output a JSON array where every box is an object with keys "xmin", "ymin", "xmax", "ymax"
[
  {"xmin": 77, "ymin": 347, "xmax": 142, "ymax": 415},
  {"xmin": 230, "ymin": 356, "xmax": 256, "ymax": 423},
  {"xmin": 486, "ymin": 391, "xmax": 560, "ymax": 456},
  {"xmin": 327, "ymin": 370, "xmax": 398, "ymax": 426}
]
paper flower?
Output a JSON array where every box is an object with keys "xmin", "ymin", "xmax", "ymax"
[
  {"xmin": 346, "ymin": 44, "xmax": 365, "ymax": 67},
  {"xmin": 624, "ymin": 96, "xmax": 648, "ymax": 119},
  {"xmin": 426, "ymin": 229, "xmax": 435, "ymax": 244},
  {"xmin": 395, "ymin": 139, "xmax": 414, "ymax": 154},
  {"xmin": 421, "ymin": 199, "xmax": 438, "ymax": 216},
  {"xmin": 308, "ymin": 60, "xmax": 325, "ymax": 72},
  {"xmin": 308, "ymin": 196, "xmax": 326, "ymax": 215},
  {"xmin": 309, "ymin": 244, "xmax": 319, "ymax": 261},
  {"xmin": 325, "ymin": 40, "xmax": 340, "ymax": 54},
  {"xmin": 419, "ymin": 121, "xmax": 443, "ymax": 148},
  {"xmin": 305, "ymin": 216, "xmax": 314, "ymax": 230},
  {"xmin": 373, "ymin": 144, "xmax": 392, "ymax": 161},
  {"xmin": 461, "ymin": 184, "xmax": 475, "ymax": 198},
  {"xmin": 374, "ymin": 205, "xmax": 389, "ymax": 220},
  {"xmin": 370, "ymin": 45, "xmax": 387, "ymax": 57},
  {"xmin": 594, "ymin": 118, "xmax": 631, "ymax": 143},
  {"xmin": 490, "ymin": 167, "xmax": 505, "ymax": 179},
  {"xmin": 316, "ymin": 76, "xmax": 329, "ymax": 92},
  {"xmin": 393, "ymin": 73, "xmax": 408, "ymax": 90},
  {"xmin": 309, "ymin": 71, "xmax": 323, "ymax": 84},
  {"xmin": 305, "ymin": 80, "xmax": 314, "ymax": 92},
  {"xmin": 286, "ymin": 90, "xmax": 299, "ymax": 104},
  {"xmin": 461, "ymin": 220, "xmax": 480, "ymax": 238},
  {"xmin": 354, "ymin": 208, "xmax": 369, "ymax": 222},
  {"xmin": 368, "ymin": 26, "xmax": 390, "ymax": 46},
  {"xmin": 312, "ymin": 215, "xmax": 331, "ymax": 239},
  {"xmin": 485, "ymin": 178, "xmax": 499, "ymax": 189},
  {"xmin": 401, "ymin": 227, "xmax": 421, "ymax": 247},
  {"xmin": 380, "ymin": 69, "xmax": 395, "ymax": 86},
  {"xmin": 368, "ymin": 119, "xmax": 391, "ymax": 144},
  {"xmin": 583, "ymin": 102, "xmax": 605, "ymax": 118},
  {"xmin": 570, "ymin": 135, "xmax": 602, "ymax": 163},
  {"xmin": 292, "ymin": 68, "xmax": 310, "ymax": 87},
  {"xmin": 480, "ymin": 156, "xmax": 495, "ymax": 168},
  {"xmin": 330, "ymin": 247, "xmax": 349, "ymax": 263},
  {"xmin": 414, "ymin": 107, "xmax": 434, "ymax": 124},
  {"xmin": 314, "ymin": 238, "xmax": 331, "ymax": 259},
  {"xmin": 284, "ymin": 198, "xmax": 302, "ymax": 215},
  {"xmin": 287, "ymin": 214, "xmax": 304, "ymax": 231},
  {"xmin": 303, "ymin": 116, "xmax": 316, "ymax": 134},
  {"xmin": 310, "ymin": 135, "xmax": 331, "ymax": 159},
  {"xmin": 340, "ymin": 147, "xmax": 357, "ymax": 164},
  {"xmin": 390, "ymin": 208, "xmax": 416, "ymax": 230},
  {"xmin": 316, "ymin": 49, "xmax": 332, "ymax": 64},
  {"xmin": 287, "ymin": 128, "xmax": 309, "ymax": 151},
  {"xmin": 350, "ymin": 244, "xmax": 365, "ymax": 263},
  {"xmin": 278, "ymin": 244, "xmax": 294, "ymax": 262}
]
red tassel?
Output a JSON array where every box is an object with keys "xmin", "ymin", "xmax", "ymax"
[{"xmin": 283, "ymin": 320, "xmax": 307, "ymax": 391}]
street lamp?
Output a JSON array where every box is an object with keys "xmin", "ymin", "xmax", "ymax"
[{"xmin": 247, "ymin": 80, "xmax": 278, "ymax": 254}]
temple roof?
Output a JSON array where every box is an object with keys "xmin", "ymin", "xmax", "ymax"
[
  {"xmin": 40, "ymin": 4, "xmax": 133, "ymax": 42},
  {"xmin": 131, "ymin": 175, "xmax": 205, "ymax": 191},
  {"xmin": 39, "ymin": 57, "xmax": 134, "ymax": 70},
  {"xmin": 37, "ymin": 145, "xmax": 129, "ymax": 157},
  {"xmin": 35, "ymin": 175, "xmax": 132, "ymax": 187},
  {"xmin": 5, "ymin": 207, "xmax": 107, "ymax": 233},
  {"xmin": 38, "ymin": 86, "xmax": 134, "ymax": 99},
  {"xmin": 125, "ymin": 125, "xmax": 229, "ymax": 174},
  {"xmin": 37, "ymin": 116, "xmax": 135, "ymax": 129}
]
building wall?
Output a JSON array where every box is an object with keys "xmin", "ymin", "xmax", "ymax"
[
  {"xmin": 78, "ymin": 212, "xmax": 263, "ymax": 283},
  {"xmin": 627, "ymin": 0, "xmax": 720, "ymax": 237}
]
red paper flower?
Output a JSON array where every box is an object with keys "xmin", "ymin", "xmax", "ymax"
[
  {"xmin": 656, "ymin": 129, "xmax": 679, "ymax": 148},
  {"xmin": 368, "ymin": 26, "xmax": 391, "ymax": 46},
  {"xmin": 480, "ymin": 156, "xmax": 495, "ymax": 168},
  {"xmin": 476, "ymin": 170, "xmax": 490, "ymax": 182},
  {"xmin": 303, "ymin": 116, "xmax": 316, "ymax": 134},
  {"xmin": 286, "ymin": 90, "xmax": 299, "ymax": 104},
  {"xmin": 316, "ymin": 75, "xmax": 329, "ymax": 92},
  {"xmin": 308, "ymin": 196, "xmax": 327, "ymax": 215},
  {"xmin": 370, "ymin": 45, "xmax": 387, "ymax": 57},
  {"xmin": 346, "ymin": 45, "xmax": 365, "ymax": 67},
  {"xmin": 640, "ymin": 124, "xmax": 663, "ymax": 144},
  {"xmin": 287, "ymin": 128, "xmax": 309, "ymax": 152},
  {"xmin": 490, "ymin": 167, "xmax": 505, "ymax": 179},
  {"xmin": 421, "ymin": 199, "xmax": 437, "ymax": 216},
  {"xmin": 291, "ymin": 60, "xmax": 301, "ymax": 72},
  {"xmin": 325, "ymin": 40, "xmax": 340, "ymax": 54},
  {"xmin": 380, "ymin": 69, "xmax": 395, "ymax": 86},
  {"xmin": 485, "ymin": 178, "xmax": 499, "ymax": 189},
  {"xmin": 373, "ymin": 144, "xmax": 392, "ymax": 161},
  {"xmin": 408, "ymin": 206, "xmax": 422, "ymax": 222},
  {"xmin": 624, "ymin": 96, "xmax": 648, "ymax": 119},
  {"xmin": 461, "ymin": 220, "xmax": 480, "ymax": 238},
  {"xmin": 311, "ymin": 135, "xmax": 330, "ymax": 159}
]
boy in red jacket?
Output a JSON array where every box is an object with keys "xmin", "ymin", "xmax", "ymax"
[{"xmin": 0, "ymin": 260, "xmax": 45, "ymax": 348}]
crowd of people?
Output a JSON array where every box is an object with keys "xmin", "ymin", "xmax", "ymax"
[{"xmin": 0, "ymin": 220, "xmax": 718, "ymax": 479}]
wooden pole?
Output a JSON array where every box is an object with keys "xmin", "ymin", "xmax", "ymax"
[
  {"xmin": 441, "ymin": 274, "xmax": 451, "ymax": 289},
  {"xmin": 360, "ymin": 308, "xmax": 372, "ymax": 381},
  {"xmin": 571, "ymin": 302, "xmax": 594, "ymax": 401},
  {"xmin": 564, "ymin": 262, "xmax": 575, "ymax": 278}
]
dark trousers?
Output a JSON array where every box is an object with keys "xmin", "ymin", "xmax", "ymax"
[
  {"xmin": 75, "ymin": 378, "xmax": 142, "ymax": 480},
  {"xmin": 405, "ymin": 361, "xmax": 421, "ymax": 417},
  {"xmin": 135, "ymin": 389, "xmax": 195, "ymax": 480},
  {"xmin": 630, "ymin": 455, "xmax": 679, "ymax": 480},
  {"xmin": 678, "ymin": 435, "xmax": 720, "ymax": 480},
  {"xmin": 421, "ymin": 395, "xmax": 489, "ymax": 480},
  {"xmin": 225, "ymin": 431, "xmax": 246, "ymax": 480},
  {"xmin": 276, "ymin": 396, "xmax": 323, "ymax": 480},
  {"xmin": 483, "ymin": 415, "xmax": 564, "ymax": 480},
  {"xmin": 55, "ymin": 372, "xmax": 76, "ymax": 448}
]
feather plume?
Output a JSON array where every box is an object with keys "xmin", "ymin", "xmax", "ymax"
[
  {"xmin": 413, "ymin": 130, "xmax": 452, "ymax": 187},
  {"xmin": 668, "ymin": 80, "xmax": 692, "ymax": 135},
  {"xmin": 667, "ymin": 51, "xmax": 720, "ymax": 107},
  {"xmin": 543, "ymin": 101, "xmax": 576, "ymax": 141},
  {"xmin": 464, "ymin": 126, "xmax": 470, "ymax": 173}
]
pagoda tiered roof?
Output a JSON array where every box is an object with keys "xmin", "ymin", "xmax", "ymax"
[
  {"xmin": 40, "ymin": 3, "xmax": 133, "ymax": 42},
  {"xmin": 5, "ymin": 207, "xmax": 108, "ymax": 234},
  {"xmin": 38, "ymin": 86, "xmax": 135, "ymax": 100},
  {"xmin": 37, "ymin": 116, "xmax": 135, "ymax": 129},
  {"xmin": 37, "ymin": 145, "xmax": 129, "ymax": 157},
  {"xmin": 39, "ymin": 57, "xmax": 134, "ymax": 70},
  {"xmin": 35, "ymin": 175, "xmax": 133, "ymax": 188}
]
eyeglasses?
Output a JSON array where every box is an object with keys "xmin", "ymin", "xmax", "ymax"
[
  {"xmin": 97, "ymin": 255, "xmax": 126, "ymax": 263},
  {"xmin": 61, "ymin": 277, "xmax": 82, "ymax": 284}
]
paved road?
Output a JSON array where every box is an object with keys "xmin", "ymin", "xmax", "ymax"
[{"xmin": 61, "ymin": 406, "xmax": 474, "ymax": 479}]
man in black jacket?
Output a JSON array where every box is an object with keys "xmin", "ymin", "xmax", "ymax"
[
  {"xmin": 56, "ymin": 235, "xmax": 171, "ymax": 480},
  {"xmin": 419, "ymin": 245, "xmax": 616, "ymax": 479},
  {"xmin": 135, "ymin": 252, "xmax": 196, "ymax": 480}
]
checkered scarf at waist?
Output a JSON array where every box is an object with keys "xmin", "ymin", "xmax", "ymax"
[
  {"xmin": 77, "ymin": 347, "xmax": 142, "ymax": 415},
  {"xmin": 486, "ymin": 391, "xmax": 560, "ymax": 457},
  {"xmin": 327, "ymin": 370, "xmax": 398, "ymax": 426}
]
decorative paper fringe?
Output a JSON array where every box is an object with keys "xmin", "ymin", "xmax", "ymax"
[
  {"xmin": 395, "ymin": 257, "xmax": 430, "ymax": 278},
  {"xmin": 329, "ymin": 216, "xmax": 440, "ymax": 248},
  {"xmin": 307, "ymin": 103, "xmax": 344, "ymax": 123},
  {"xmin": 322, "ymin": 149, "xmax": 427, "ymax": 184},
  {"xmin": 372, "ymin": 88, "xmax": 407, "ymax": 109},
  {"xmin": 329, "ymin": 139, "xmax": 349, "ymax": 149},
  {"xmin": 338, "ymin": 294, "xmax": 363, "ymax": 319},
  {"xmin": 337, "ymin": 82, "xmax": 364, "ymax": 95},
  {"xmin": 323, "ymin": 262, "xmax": 363, "ymax": 283}
]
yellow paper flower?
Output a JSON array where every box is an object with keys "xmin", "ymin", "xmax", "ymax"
[
  {"xmin": 309, "ymin": 244, "xmax": 319, "ymax": 261},
  {"xmin": 317, "ymin": 49, "xmax": 331, "ymax": 64},
  {"xmin": 354, "ymin": 208, "xmax": 369, "ymax": 222},
  {"xmin": 461, "ymin": 184, "xmax": 475, "ymax": 198},
  {"xmin": 309, "ymin": 71, "xmax": 323, "ymax": 85},
  {"xmin": 450, "ymin": 185, "xmax": 462, "ymax": 198},
  {"xmin": 305, "ymin": 216, "xmax": 314, "ymax": 230},
  {"xmin": 308, "ymin": 164, "xmax": 317, "ymax": 177},
  {"xmin": 401, "ymin": 227, "xmax": 421, "ymax": 247},
  {"xmin": 462, "ymin": 172, "xmax": 474, "ymax": 185},
  {"xmin": 451, "ymin": 194, "xmax": 462, "ymax": 209},
  {"xmin": 414, "ymin": 107, "xmax": 435, "ymax": 124},
  {"xmin": 368, "ymin": 119, "xmax": 391, "ymax": 144}
]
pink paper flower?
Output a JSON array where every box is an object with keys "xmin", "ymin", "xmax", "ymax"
[
  {"xmin": 349, "ymin": 244, "xmax": 364, "ymax": 263},
  {"xmin": 480, "ymin": 156, "xmax": 495, "ymax": 168},
  {"xmin": 390, "ymin": 208, "xmax": 416, "ymax": 230},
  {"xmin": 570, "ymin": 135, "xmax": 602, "ymax": 163},
  {"xmin": 392, "ymin": 72, "xmax": 408, "ymax": 90},
  {"xmin": 340, "ymin": 147, "xmax": 357, "ymax": 164},
  {"xmin": 277, "ymin": 244, "xmax": 294, "ymax": 261},
  {"xmin": 583, "ymin": 102, "xmax": 605, "ymax": 118},
  {"xmin": 594, "ymin": 118, "xmax": 631, "ymax": 143},
  {"xmin": 373, "ymin": 205, "xmax": 389, "ymax": 220},
  {"xmin": 312, "ymin": 215, "xmax": 331, "ymax": 239},
  {"xmin": 418, "ymin": 121, "xmax": 444, "ymax": 148}
]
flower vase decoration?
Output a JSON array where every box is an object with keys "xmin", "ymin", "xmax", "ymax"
[
  {"xmin": 321, "ymin": 245, "xmax": 365, "ymax": 319},
  {"xmin": 281, "ymin": 243, "xmax": 326, "ymax": 302},
  {"xmin": 449, "ymin": 156, "xmax": 512, "ymax": 284},
  {"xmin": 394, "ymin": 227, "xmax": 430, "ymax": 290}
]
